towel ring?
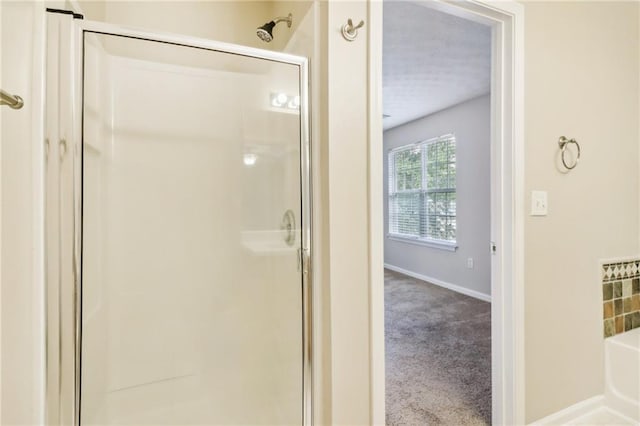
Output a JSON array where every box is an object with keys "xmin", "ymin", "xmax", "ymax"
[{"xmin": 558, "ymin": 136, "xmax": 580, "ymax": 170}]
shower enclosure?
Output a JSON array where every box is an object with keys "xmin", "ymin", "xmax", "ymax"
[{"xmin": 45, "ymin": 12, "xmax": 311, "ymax": 426}]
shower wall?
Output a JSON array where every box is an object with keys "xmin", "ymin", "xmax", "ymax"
[
  {"xmin": 0, "ymin": 1, "xmax": 45, "ymax": 424},
  {"xmin": 72, "ymin": 0, "xmax": 324, "ymax": 421},
  {"xmin": 73, "ymin": 1, "xmax": 312, "ymax": 52},
  {"xmin": 74, "ymin": 1, "xmax": 270, "ymax": 49},
  {"xmin": 81, "ymin": 33, "xmax": 302, "ymax": 425}
]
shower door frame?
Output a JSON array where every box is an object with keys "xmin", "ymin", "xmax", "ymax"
[{"xmin": 45, "ymin": 15, "xmax": 312, "ymax": 426}]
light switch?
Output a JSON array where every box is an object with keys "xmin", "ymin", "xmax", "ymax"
[{"xmin": 531, "ymin": 190, "xmax": 548, "ymax": 216}]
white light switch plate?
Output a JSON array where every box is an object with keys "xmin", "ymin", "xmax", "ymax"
[{"xmin": 531, "ymin": 190, "xmax": 548, "ymax": 216}]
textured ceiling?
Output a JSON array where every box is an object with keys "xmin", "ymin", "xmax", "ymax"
[{"xmin": 383, "ymin": 1, "xmax": 491, "ymax": 130}]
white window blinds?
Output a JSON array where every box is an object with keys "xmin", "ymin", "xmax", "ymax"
[{"xmin": 389, "ymin": 134, "xmax": 456, "ymax": 243}]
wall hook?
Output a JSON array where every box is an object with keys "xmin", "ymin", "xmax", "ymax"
[{"xmin": 342, "ymin": 18, "xmax": 364, "ymax": 42}]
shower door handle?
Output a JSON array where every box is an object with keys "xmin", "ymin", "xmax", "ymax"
[{"xmin": 281, "ymin": 209, "xmax": 296, "ymax": 246}]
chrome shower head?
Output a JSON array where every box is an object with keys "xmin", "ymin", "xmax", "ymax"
[{"xmin": 256, "ymin": 13, "xmax": 292, "ymax": 43}]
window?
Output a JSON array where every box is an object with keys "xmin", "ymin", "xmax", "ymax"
[{"xmin": 388, "ymin": 134, "xmax": 456, "ymax": 247}]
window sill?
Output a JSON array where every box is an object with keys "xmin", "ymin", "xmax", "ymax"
[{"xmin": 387, "ymin": 234, "xmax": 458, "ymax": 252}]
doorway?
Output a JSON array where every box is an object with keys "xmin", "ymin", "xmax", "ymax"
[
  {"xmin": 368, "ymin": 1, "xmax": 525, "ymax": 424},
  {"xmin": 382, "ymin": 3, "xmax": 492, "ymax": 423}
]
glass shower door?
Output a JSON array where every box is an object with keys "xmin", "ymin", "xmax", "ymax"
[{"xmin": 80, "ymin": 30, "xmax": 308, "ymax": 425}]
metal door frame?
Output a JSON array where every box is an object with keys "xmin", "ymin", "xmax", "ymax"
[{"xmin": 45, "ymin": 13, "xmax": 312, "ymax": 426}]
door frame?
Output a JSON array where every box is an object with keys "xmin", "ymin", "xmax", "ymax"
[
  {"xmin": 367, "ymin": 0, "xmax": 525, "ymax": 424},
  {"xmin": 45, "ymin": 15, "xmax": 313, "ymax": 426}
]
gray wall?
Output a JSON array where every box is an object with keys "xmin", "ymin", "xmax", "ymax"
[{"xmin": 383, "ymin": 94, "xmax": 491, "ymax": 298}]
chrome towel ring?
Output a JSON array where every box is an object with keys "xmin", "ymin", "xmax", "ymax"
[{"xmin": 558, "ymin": 136, "xmax": 580, "ymax": 170}]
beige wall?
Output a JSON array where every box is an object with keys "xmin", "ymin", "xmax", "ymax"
[
  {"xmin": 325, "ymin": 1, "xmax": 372, "ymax": 424},
  {"xmin": 523, "ymin": 1, "xmax": 639, "ymax": 422},
  {"xmin": 268, "ymin": 1, "xmax": 314, "ymax": 51}
]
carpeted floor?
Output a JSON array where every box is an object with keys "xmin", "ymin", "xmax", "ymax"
[{"xmin": 385, "ymin": 269, "xmax": 491, "ymax": 426}]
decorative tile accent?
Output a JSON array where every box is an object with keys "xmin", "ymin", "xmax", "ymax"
[
  {"xmin": 623, "ymin": 297, "xmax": 633, "ymax": 313},
  {"xmin": 614, "ymin": 299, "xmax": 623, "ymax": 315},
  {"xmin": 614, "ymin": 281, "xmax": 622, "ymax": 298},
  {"xmin": 604, "ymin": 319, "xmax": 615, "ymax": 337},
  {"xmin": 602, "ymin": 261, "xmax": 640, "ymax": 282},
  {"xmin": 602, "ymin": 259, "xmax": 640, "ymax": 337},
  {"xmin": 632, "ymin": 294, "xmax": 640, "ymax": 311},
  {"xmin": 615, "ymin": 316, "xmax": 624, "ymax": 333},
  {"xmin": 603, "ymin": 283, "xmax": 613, "ymax": 301}
]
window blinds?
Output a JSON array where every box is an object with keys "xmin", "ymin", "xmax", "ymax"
[{"xmin": 388, "ymin": 134, "xmax": 456, "ymax": 242}]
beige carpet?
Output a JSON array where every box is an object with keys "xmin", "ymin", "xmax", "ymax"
[{"xmin": 385, "ymin": 269, "xmax": 491, "ymax": 426}]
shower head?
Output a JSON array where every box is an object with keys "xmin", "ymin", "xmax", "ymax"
[
  {"xmin": 256, "ymin": 13, "xmax": 292, "ymax": 43},
  {"xmin": 257, "ymin": 21, "xmax": 276, "ymax": 42}
]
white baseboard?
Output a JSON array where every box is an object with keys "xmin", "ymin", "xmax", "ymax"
[
  {"xmin": 384, "ymin": 263, "xmax": 492, "ymax": 302},
  {"xmin": 530, "ymin": 396, "xmax": 604, "ymax": 425}
]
